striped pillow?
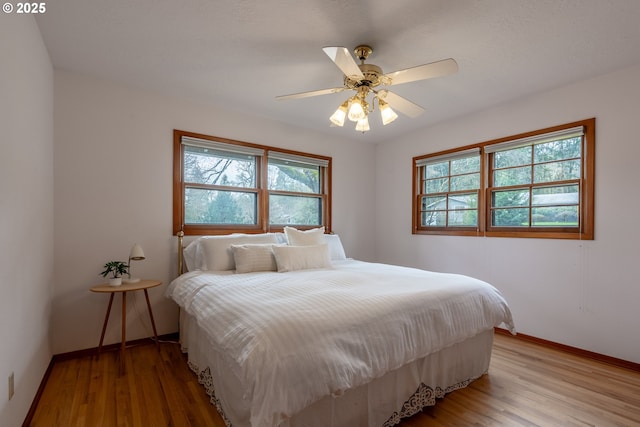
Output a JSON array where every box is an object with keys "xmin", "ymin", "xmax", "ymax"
[
  {"xmin": 272, "ymin": 244, "xmax": 331, "ymax": 272},
  {"xmin": 231, "ymin": 244, "xmax": 279, "ymax": 273}
]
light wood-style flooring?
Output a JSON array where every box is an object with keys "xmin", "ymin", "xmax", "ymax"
[{"xmin": 28, "ymin": 334, "xmax": 640, "ymax": 426}]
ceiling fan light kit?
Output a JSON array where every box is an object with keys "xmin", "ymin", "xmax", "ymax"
[{"xmin": 276, "ymin": 45, "xmax": 458, "ymax": 133}]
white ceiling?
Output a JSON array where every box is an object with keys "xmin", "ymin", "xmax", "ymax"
[{"xmin": 36, "ymin": 0, "xmax": 640, "ymax": 144}]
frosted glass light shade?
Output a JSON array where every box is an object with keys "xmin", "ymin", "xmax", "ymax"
[
  {"xmin": 379, "ymin": 99, "xmax": 398, "ymax": 125},
  {"xmin": 329, "ymin": 101, "xmax": 348, "ymax": 127},
  {"xmin": 347, "ymin": 100, "xmax": 366, "ymax": 122},
  {"xmin": 355, "ymin": 117, "xmax": 370, "ymax": 132}
]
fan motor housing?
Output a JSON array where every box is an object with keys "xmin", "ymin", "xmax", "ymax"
[{"xmin": 345, "ymin": 63, "xmax": 384, "ymax": 89}]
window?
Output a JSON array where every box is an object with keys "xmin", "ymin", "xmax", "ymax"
[
  {"xmin": 415, "ymin": 148, "xmax": 482, "ymax": 236},
  {"xmin": 174, "ymin": 130, "xmax": 331, "ymax": 235},
  {"xmin": 413, "ymin": 118, "xmax": 595, "ymax": 239},
  {"xmin": 267, "ymin": 152, "xmax": 325, "ymax": 226}
]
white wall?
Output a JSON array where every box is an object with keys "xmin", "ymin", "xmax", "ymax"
[
  {"xmin": 375, "ymin": 64, "xmax": 640, "ymax": 363},
  {"xmin": 0, "ymin": 14, "xmax": 54, "ymax": 427},
  {"xmin": 53, "ymin": 71, "xmax": 376, "ymax": 354}
]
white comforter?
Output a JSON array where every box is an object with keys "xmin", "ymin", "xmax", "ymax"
[{"xmin": 166, "ymin": 260, "xmax": 515, "ymax": 426}]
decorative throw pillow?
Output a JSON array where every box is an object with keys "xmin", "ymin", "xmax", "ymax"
[
  {"xmin": 231, "ymin": 244, "xmax": 279, "ymax": 273},
  {"xmin": 272, "ymin": 244, "xmax": 331, "ymax": 272},
  {"xmin": 284, "ymin": 226, "xmax": 325, "ymax": 246}
]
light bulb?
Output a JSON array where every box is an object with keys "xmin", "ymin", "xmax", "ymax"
[
  {"xmin": 379, "ymin": 99, "xmax": 399, "ymax": 125},
  {"xmin": 329, "ymin": 101, "xmax": 348, "ymax": 127},
  {"xmin": 347, "ymin": 99, "xmax": 366, "ymax": 122},
  {"xmin": 355, "ymin": 117, "xmax": 370, "ymax": 132}
]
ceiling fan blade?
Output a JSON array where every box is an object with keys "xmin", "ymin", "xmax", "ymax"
[
  {"xmin": 384, "ymin": 58, "xmax": 458, "ymax": 86},
  {"xmin": 322, "ymin": 46, "xmax": 364, "ymax": 80},
  {"xmin": 377, "ymin": 90, "xmax": 425, "ymax": 118},
  {"xmin": 275, "ymin": 87, "xmax": 347, "ymax": 101}
]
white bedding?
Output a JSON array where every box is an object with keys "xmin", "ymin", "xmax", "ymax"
[{"xmin": 166, "ymin": 259, "xmax": 515, "ymax": 426}]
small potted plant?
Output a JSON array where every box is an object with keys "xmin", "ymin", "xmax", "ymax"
[{"xmin": 101, "ymin": 261, "xmax": 129, "ymax": 286}]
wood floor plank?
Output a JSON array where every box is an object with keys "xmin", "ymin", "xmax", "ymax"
[{"xmin": 27, "ymin": 334, "xmax": 640, "ymax": 427}]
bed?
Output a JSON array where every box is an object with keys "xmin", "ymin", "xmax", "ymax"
[{"xmin": 166, "ymin": 228, "xmax": 515, "ymax": 427}]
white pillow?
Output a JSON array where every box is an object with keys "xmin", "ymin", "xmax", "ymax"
[
  {"xmin": 273, "ymin": 244, "xmax": 331, "ymax": 272},
  {"xmin": 231, "ymin": 244, "xmax": 279, "ymax": 273},
  {"xmin": 273, "ymin": 232, "xmax": 287, "ymax": 244},
  {"xmin": 191, "ymin": 233, "xmax": 280, "ymax": 271},
  {"xmin": 182, "ymin": 240, "xmax": 199, "ymax": 272},
  {"xmin": 284, "ymin": 226, "xmax": 325, "ymax": 246},
  {"xmin": 324, "ymin": 234, "xmax": 347, "ymax": 260}
]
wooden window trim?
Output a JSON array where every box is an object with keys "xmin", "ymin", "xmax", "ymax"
[
  {"xmin": 173, "ymin": 129, "xmax": 332, "ymax": 236},
  {"xmin": 412, "ymin": 118, "xmax": 595, "ymax": 240}
]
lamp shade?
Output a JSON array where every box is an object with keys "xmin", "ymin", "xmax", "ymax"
[
  {"xmin": 379, "ymin": 99, "xmax": 399, "ymax": 126},
  {"xmin": 129, "ymin": 243, "xmax": 145, "ymax": 261},
  {"xmin": 347, "ymin": 99, "xmax": 366, "ymax": 122},
  {"xmin": 355, "ymin": 117, "xmax": 370, "ymax": 132},
  {"xmin": 329, "ymin": 101, "xmax": 348, "ymax": 127}
]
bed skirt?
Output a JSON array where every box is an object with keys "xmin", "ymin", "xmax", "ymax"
[{"xmin": 180, "ymin": 310, "xmax": 494, "ymax": 427}]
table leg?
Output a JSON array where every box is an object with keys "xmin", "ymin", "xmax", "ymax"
[
  {"xmin": 120, "ymin": 292, "xmax": 127, "ymax": 375},
  {"xmin": 97, "ymin": 293, "xmax": 115, "ymax": 354},
  {"xmin": 121, "ymin": 292, "xmax": 127, "ymax": 358},
  {"xmin": 143, "ymin": 289, "xmax": 159, "ymax": 348}
]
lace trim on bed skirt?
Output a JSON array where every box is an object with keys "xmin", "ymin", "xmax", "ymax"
[
  {"xmin": 187, "ymin": 357, "xmax": 486, "ymax": 427},
  {"xmin": 187, "ymin": 361, "xmax": 233, "ymax": 427},
  {"xmin": 382, "ymin": 372, "xmax": 487, "ymax": 427}
]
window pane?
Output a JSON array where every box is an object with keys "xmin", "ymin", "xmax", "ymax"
[
  {"xmin": 494, "ymin": 146, "xmax": 532, "ymax": 168},
  {"xmin": 492, "ymin": 207, "xmax": 530, "ymax": 227},
  {"xmin": 494, "ymin": 166, "xmax": 531, "ymax": 187},
  {"xmin": 424, "ymin": 177, "xmax": 449, "ymax": 194},
  {"xmin": 185, "ymin": 188, "xmax": 256, "ymax": 225},
  {"xmin": 531, "ymin": 185, "xmax": 579, "ymax": 206},
  {"xmin": 448, "ymin": 210, "xmax": 477, "ymax": 227},
  {"xmin": 450, "ymin": 173, "xmax": 480, "ymax": 191},
  {"xmin": 534, "ymin": 137, "xmax": 581, "ymax": 163},
  {"xmin": 269, "ymin": 194, "xmax": 321, "ymax": 225},
  {"xmin": 425, "ymin": 162, "xmax": 449, "ymax": 178},
  {"xmin": 533, "ymin": 159, "xmax": 581, "ymax": 183},
  {"xmin": 448, "ymin": 193, "xmax": 478, "ymax": 210},
  {"xmin": 184, "ymin": 146, "xmax": 255, "ymax": 187},
  {"xmin": 492, "ymin": 189, "xmax": 530, "ymax": 207},
  {"xmin": 422, "ymin": 196, "xmax": 446, "ymax": 210},
  {"xmin": 422, "ymin": 210, "xmax": 446, "ymax": 226},
  {"xmin": 268, "ymin": 160, "xmax": 320, "ymax": 193},
  {"xmin": 532, "ymin": 206, "xmax": 579, "ymax": 226},
  {"xmin": 451, "ymin": 156, "xmax": 480, "ymax": 175}
]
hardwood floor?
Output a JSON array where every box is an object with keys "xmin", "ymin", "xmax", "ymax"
[
  {"xmin": 28, "ymin": 334, "xmax": 640, "ymax": 427},
  {"xmin": 403, "ymin": 336, "xmax": 640, "ymax": 426},
  {"xmin": 28, "ymin": 339, "xmax": 222, "ymax": 427}
]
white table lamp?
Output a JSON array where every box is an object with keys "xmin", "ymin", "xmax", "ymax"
[{"xmin": 124, "ymin": 243, "xmax": 145, "ymax": 283}]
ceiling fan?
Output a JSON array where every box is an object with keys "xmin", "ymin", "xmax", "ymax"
[{"xmin": 275, "ymin": 45, "xmax": 458, "ymax": 132}]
